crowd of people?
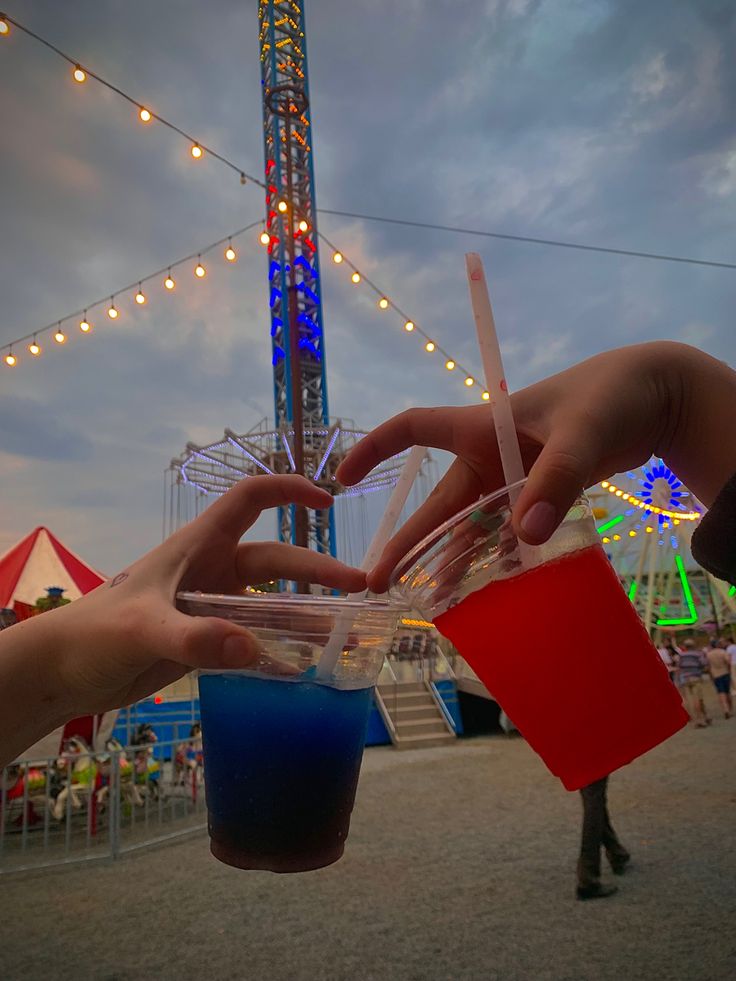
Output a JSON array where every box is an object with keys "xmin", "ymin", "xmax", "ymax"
[{"xmin": 657, "ymin": 636, "xmax": 735, "ymax": 725}]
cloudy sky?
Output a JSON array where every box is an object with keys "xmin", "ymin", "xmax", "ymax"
[{"xmin": 1, "ymin": 0, "xmax": 735, "ymax": 574}]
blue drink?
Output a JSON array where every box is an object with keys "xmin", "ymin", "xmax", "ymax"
[{"xmin": 199, "ymin": 672, "xmax": 373, "ymax": 872}]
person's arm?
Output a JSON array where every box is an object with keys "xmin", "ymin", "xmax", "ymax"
[
  {"xmin": 337, "ymin": 341, "xmax": 736, "ymax": 591},
  {"xmin": 0, "ymin": 475, "xmax": 366, "ymax": 767}
]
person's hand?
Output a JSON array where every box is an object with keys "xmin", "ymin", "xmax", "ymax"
[
  {"xmin": 337, "ymin": 341, "xmax": 736, "ymax": 591},
  {"xmin": 40, "ymin": 475, "xmax": 366, "ymax": 720}
]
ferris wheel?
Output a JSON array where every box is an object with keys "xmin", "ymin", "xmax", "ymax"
[{"xmin": 590, "ymin": 457, "xmax": 736, "ymax": 634}]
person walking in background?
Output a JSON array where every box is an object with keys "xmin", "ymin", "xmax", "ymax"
[
  {"xmin": 576, "ymin": 776, "xmax": 630, "ymax": 901},
  {"xmin": 676, "ymin": 639, "xmax": 711, "ymax": 728},
  {"xmin": 657, "ymin": 640, "xmax": 678, "ymax": 685},
  {"xmin": 705, "ymin": 639, "xmax": 732, "ymax": 719},
  {"xmin": 726, "ymin": 636, "xmax": 736, "ymax": 697}
]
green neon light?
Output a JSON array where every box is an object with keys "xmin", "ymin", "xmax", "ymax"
[
  {"xmin": 729, "ymin": 586, "xmax": 736, "ymax": 597},
  {"xmin": 628, "ymin": 581, "xmax": 638, "ymax": 602},
  {"xmin": 597, "ymin": 515, "xmax": 625, "ymax": 534},
  {"xmin": 657, "ymin": 555, "xmax": 698, "ymax": 626}
]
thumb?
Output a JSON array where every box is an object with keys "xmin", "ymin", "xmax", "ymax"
[
  {"xmin": 170, "ymin": 613, "xmax": 260, "ymax": 672},
  {"xmin": 513, "ymin": 420, "xmax": 601, "ymax": 545}
]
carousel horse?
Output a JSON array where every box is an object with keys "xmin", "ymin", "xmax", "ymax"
[
  {"xmin": 131, "ymin": 724, "xmax": 162, "ymax": 800},
  {"xmin": 50, "ymin": 735, "xmax": 98, "ymax": 821},
  {"xmin": 1, "ymin": 763, "xmax": 47, "ymax": 827},
  {"xmin": 95, "ymin": 736, "xmax": 142, "ymax": 809},
  {"xmin": 174, "ymin": 723, "xmax": 204, "ymax": 787}
]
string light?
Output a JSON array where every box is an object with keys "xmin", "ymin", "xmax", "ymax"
[
  {"xmin": 5, "ymin": 351, "xmax": 16, "ymax": 367},
  {"xmin": 378, "ymin": 297, "xmax": 389, "ymax": 310},
  {"xmin": 332, "ymin": 251, "xmax": 343, "ymax": 264},
  {"xmin": 465, "ymin": 376, "xmax": 474, "ymax": 387},
  {"xmin": 351, "ymin": 271, "xmax": 361, "ymax": 284},
  {"xmin": 28, "ymin": 338, "xmax": 41, "ymax": 356},
  {"xmin": 194, "ymin": 258, "xmax": 206, "ymax": 278},
  {"xmin": 54, "ymin": 326, "xmax": 66, "ymax": 344},
  {"xmin": 445, "ymin": 359, "xmax": 455, "ymax": 370},
  {"xmin": 164, "ymin": 271, "xmax": 175, "ymax": 290},
  {"xmin": 0, "ymin": 17, "xmax": 9, "ymax": 35},
  {"xmin": 107, "ymin": 299, "xmax": 118, "ymax": 319},
  {"xmin": 425, "ymin": 341, "xmax": 435, "ymax": 353},
  {"xmin": 73, "ymin": 65, "xmax": 86, "ymax": 83},
  {"xmin": 135, "ymin": 285, "xmax": 146, "ymax": 305},
  {"xmin": 277, "ymin": 200, "xmax": 288, "ymax": 213},
  {"xmin": 225, "ymin": 241, "xmax": 237, "ymax": 261},
  {"xmin": 139, "ymin": 107, "xmax": 151, "ymax": 123},
  {"xmin": 259, "ymin": 231, "xmax": 270, "ymax": 246},
  {"xmin": 191, "ymin": 144, "xmax": 203, "ymax": 159},
  {"xmin": 298, "ymin": 219, "xmax": 309, "ymax": 232},
  {"xmin": 79, "ymin": 314, "xmax": 91, "ymax": 332},
  {"xmin": 482, "ymin": 391, "xmax": 490, "ymax": 400},
  {"xmin": 404, "ymin": 321, "xmax": 415, "ymax": 332}
]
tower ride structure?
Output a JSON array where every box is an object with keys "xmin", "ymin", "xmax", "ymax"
[
  {"xmin": 167, "ymin": 1, "xmax": 433, "ymax": 567},
  {"xmin": 258, "ymin": 0, "xmax": 332, "ymax": 555}
]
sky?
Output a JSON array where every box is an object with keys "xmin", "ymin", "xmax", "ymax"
[{"xmin": 0, "ymin": 0, "xmax": 735, "ymax": 574}]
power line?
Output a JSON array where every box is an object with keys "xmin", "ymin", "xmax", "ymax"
[{"xmin": 317, "ymin": 209, "xmax": 736, "ymax": 272}]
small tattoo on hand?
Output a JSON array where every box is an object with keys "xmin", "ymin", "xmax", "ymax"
[{"xmin": 110, "ymin": 572, "xmax": 129, "ymax": 588}]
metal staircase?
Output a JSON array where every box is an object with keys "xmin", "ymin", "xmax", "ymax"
[{"xmin": 375, "ymin": 658, "xmax": 458, "ymax": 750}]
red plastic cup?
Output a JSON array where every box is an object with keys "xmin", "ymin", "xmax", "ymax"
[{"xmin": 389, "ymin": 482, "xmax": 688, "ymax": 790}]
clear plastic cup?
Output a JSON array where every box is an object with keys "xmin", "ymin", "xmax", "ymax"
[
  {"xmin": 389, "ymin": 481, "xmax": 688, "ymax": 790},
  {"xmin": 177, "ymin": 592, "xmax": 400, "ymax": 872}
]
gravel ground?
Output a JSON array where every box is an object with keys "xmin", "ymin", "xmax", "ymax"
[{"xmin": 2, "ymin": 690, "xmax": 735, "ymax": 981}]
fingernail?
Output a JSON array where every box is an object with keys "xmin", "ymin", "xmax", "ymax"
[
  {"xmin": 222, "ymin": 634, "xmax": 256, "ymax": 668},
  {"xmin": 519, "ymin": 501, "xmax": 557, "ymax": 543}
]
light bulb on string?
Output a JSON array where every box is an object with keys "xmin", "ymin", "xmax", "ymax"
[
  {"xmin": 191, "ymin": 144, "xmax": 203, "ymax": 159},
  {"xmin": 297, "ymin": 219, "xmax": 309, "ymax": 233},
  {"xmin": 404, "ymin": 321, "xmax": 415, "ymax": 332},
  {"xmin": 225, "ymin": 241, "xmax": 237, "ymax": 262},
  {"xmin": 425, "ymin": 341, "xmax": 435, "ymax": 353},
  {"xmin": 54, "ymin": 325, "xmax": 66, "ymax": 344},
  {"xmin": 139, "ymin": 107, "xmax": 152, "ymax": 123},
  {"xmin": 0, "ymin": 17, "xmax": 9, "ymax": 35},
  {"xmin": 259, "ymin": 231, "xmax": 270, "ymax": 246},
  {"xmin": 29, "ymin": 337, "xmax": 41, "ymax": 356},
  {"xmin": 277, "ymin": 200, "xmax": 288, "ymax": 213},
  {"xmin": 79, "ymin": 313, "xmax": 91, "ymax": 332},
  {"xmin": 332, "ymin": 251, "xmax": 343, "ymax": 264},
  {"xmin": 108, "ymin": 299, "xmax": 118, "ymax": 320},
  {"xmin": 482, "ymin": 391, "xmax": 490, "ymax": 401},
  {"xmin": 445, "ymin": 359, "xmax": 455, "ymax": 371},
  {"xmin": 73, "ymin": 65, "xmax": 86, "ymax": 83},
  {"xmin": 195, "ymin": 258, "xmax": 206, "ymax": 278},
  {"xmin": 378, "ymin": 297, "xmax": 389, "ymax": 310},
  {"xmin": 135, "ymin": 286, "xmax": 146, "ymax": 305},
  {"xmin": 4, "ymin": 351, "xmax": 16, "ymax": 367},
  {"xmin": 465, "ymin": 376, "xmax": 474, "ymax": 387},
  {"xmin": 164, "ymin": 271, "xmax": 175, "ymax": 290},
  {"xmin": 351, "ymin": 271, "xmax": 361, "ymax": 284}
]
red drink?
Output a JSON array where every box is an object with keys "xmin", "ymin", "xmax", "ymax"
[{"xmin": 435, "ymin": 544, "xmax": 688, "ymax": 790}]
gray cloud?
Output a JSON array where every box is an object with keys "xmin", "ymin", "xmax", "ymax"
[{"xmin": 1, "ymin": 0, "xmax": 735, "ymax": 570}]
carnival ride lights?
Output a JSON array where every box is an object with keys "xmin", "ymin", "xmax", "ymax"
[{"xmin": 595, "ymin": 459, "xmax": 734, "ymax": 631}]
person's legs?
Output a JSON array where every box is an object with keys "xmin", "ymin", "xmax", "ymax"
[
  {"xmin": 682, "ymin": 679, "xmax": 708, "ymax": 725},
  {"xmin": 599, "ymin": 780, "xmax": 631, "ymax": 873},
  {"xmin": 714, "ymin": 675, "xmax": 732, "ymax": 718},
  {"xmin": 577, "ymin": 777, "xmax": 617, "ymax": 899}
]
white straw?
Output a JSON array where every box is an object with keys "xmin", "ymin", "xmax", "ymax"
[
  {"xmin": 315, "ymin": 444, "xmax": 427, "ymax": 681},
  {"xmin": 465, "ymin": 253, "xmax": 532, "ymax": 565}
]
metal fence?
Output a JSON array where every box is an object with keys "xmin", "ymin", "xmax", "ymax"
[{"xmin": 0, "ymin": 732, "xmax": 207, "ymax": 875}]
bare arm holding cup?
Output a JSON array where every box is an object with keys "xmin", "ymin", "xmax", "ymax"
[
  {"xmin": 0, "ymin": 475, "xmax": 366, "ymax": 767},
  {"xmin": 337, "ymin": 341, "xmax": 736, "ymax": 592}
]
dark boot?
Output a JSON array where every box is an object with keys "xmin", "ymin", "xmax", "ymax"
[
  {"xmin": 606, "ymin": 849, "xmax": 631, "ymax": 875},
  {"xmin": 577, "ymin": 882, "xmax": 618, "ymax": 901}
]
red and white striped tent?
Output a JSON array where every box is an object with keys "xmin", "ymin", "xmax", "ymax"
[
  {"xmin": 0, "ymin": 525, "xmax": 106, "ymax": 617},
  {"xmin": 0, "ymin": 528, "xmax": 116, "ymax": 759}
]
